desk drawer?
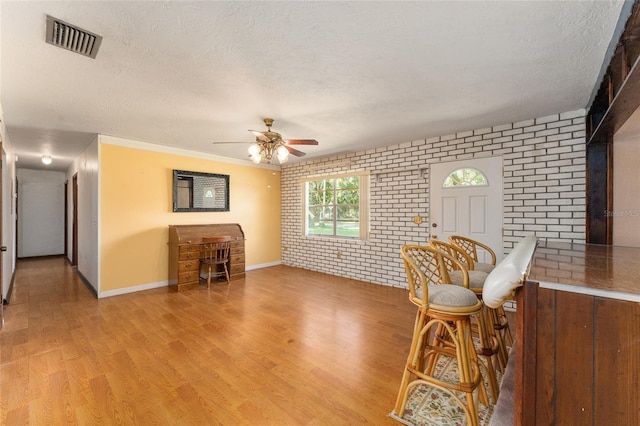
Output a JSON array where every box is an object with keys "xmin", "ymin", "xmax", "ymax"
[
  {"xmin": 230, "ymin": 254, "xmax": 244, "ymax": 264},
  {"xmin": 178, "ymin": 270, "xmax": 198, "ymax": 283},
  {"xmin": 179, "ymin": 245, "xmax": 200, "ymax": 260},
  {"xmin": 178, "ymin": 260, "xmax": 199, "ymax": 272},
  {"xmin": 230, "ymin": 263, "xmax": 245, "ymax": 275}
]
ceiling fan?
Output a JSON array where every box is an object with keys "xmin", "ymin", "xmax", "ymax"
[{"xmin": 212, "ymin": 118, "xmax": 319, "ymax": 164}]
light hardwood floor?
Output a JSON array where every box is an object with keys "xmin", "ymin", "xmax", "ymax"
[{"xmin": 1, "ymin": 257, "xmax": 416, "ymax": 425}]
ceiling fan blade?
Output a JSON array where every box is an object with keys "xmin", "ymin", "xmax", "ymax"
[
  {"xmin": 249, "ymin": 130, "xmax": 270, "ymax": 142},
  {"xmin": 285, "ymin": 146, "xmax": 306, "ymax": 157},
  {"xmin": 285, "ymin": 139, "xmax": 319, "ymax": 145}
]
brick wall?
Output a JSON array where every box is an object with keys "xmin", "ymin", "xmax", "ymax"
[{"xmin": 281, "ymin": 109, "xmax": 586, "ymax": 289}]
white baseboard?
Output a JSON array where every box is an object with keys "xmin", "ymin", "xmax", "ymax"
[
  {"xmin": 98, "ymin": 280, "xmax": 168, "ymax": 298},
  {"xmin": 245, "ymin": 261, "xmax": 282, "ymax": 271},
  {"xmin": 97, "ymin": 262, "xmax": 283, "ymax": 298}
]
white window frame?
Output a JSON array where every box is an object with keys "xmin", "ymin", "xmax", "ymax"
[{"xmin": 300, "ymin": 171, "xmax": 370, "ymax": 240}]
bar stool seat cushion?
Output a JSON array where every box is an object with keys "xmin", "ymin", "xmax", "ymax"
[
  {"xmin": 449, "ymin": 270, "xmax": 489, "ymax": 289},
  {"xmin": 416, "ymin": 284, "xmax": 481, "ymax": 307},
  {"xmin": 475, "ymin": 263, "xmax": 495, "ymax": 273}
]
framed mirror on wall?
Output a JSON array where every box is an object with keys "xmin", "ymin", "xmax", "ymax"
[{"xmin": 173, "ymin": 169, "xmax": 229, "ymax": 212}]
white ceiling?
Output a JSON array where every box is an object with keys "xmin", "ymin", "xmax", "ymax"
[{"xmin": 0, "ymin": 1, "xmax": 625, "ymax": 171}]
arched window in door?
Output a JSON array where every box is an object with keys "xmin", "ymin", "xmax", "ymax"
[{"xmin": 442, "ymin": 168, "xmax": 488, "ymax": 188}]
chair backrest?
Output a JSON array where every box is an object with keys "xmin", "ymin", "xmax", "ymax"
[
  {"xmin": 482, "ymin": 235, "xmax": 538, "ymax": 309},
  {"xmin": 449, "ymin": 235, "xmax": 497, "ymax": 265},
  {"xmin": 202, "ymin": 236, "xmax": 231, "ymax": 264},
  {"xmin": 429, "ymin": 239, "xmax": 475, "ymax": 270},
  {"xmin": 401, "ymin": 245, "xmax": 470, "ymax": 308}
]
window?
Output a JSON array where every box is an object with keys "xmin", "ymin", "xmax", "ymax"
[
  {"xmin": 302, "ymin": 172, "xmax": 369, "ymax": 239},
  {"xmin": 442, "ymin": 168, "xmax": 488, "ymax": 187}
]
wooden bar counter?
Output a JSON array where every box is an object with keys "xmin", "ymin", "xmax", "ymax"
[{"xmin": 514, "ymin": 241, "xmax": 640, "ymax": 425}]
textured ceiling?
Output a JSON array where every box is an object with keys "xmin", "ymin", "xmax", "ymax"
[{"xmin": 0, "ymin": 1, "xmax": 625, "ymax": 171}]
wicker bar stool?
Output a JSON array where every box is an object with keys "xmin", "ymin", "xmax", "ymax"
[
  {"xmin": 449, "ymin": 235, "xmax": 513, "ymax": 363},
  {"xmin": 449, "ymin": 235, "xmax": 497, "ymax": 273},
  {"xmin": 393, "ymin": 245, "xmax": 488, "ymax": 426},
  {"xmin": 429, "ymin": 239, "xmax": 502, "ymax": 402}
]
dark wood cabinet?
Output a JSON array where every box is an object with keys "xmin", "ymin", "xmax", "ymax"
[
  {"xmin": 168, "ymin": 224, "xmax": 245, "ymax": 291},
  {"xmin": 513, "ymin": 242, "xmax": 640, "ymax": 425}
]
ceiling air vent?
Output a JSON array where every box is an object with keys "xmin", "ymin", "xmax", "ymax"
[{"xmin": 45, "ymin": 15, "xmax": 102, "ymax": 59}]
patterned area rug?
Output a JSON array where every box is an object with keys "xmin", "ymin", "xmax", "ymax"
[{"xmin": 389, "ymin": 354, "xmax": 503, "ymax": 426}]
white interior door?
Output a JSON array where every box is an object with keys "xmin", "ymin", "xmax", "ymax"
[{"xmin": 430, "ymin": 156, "xmax": 503, "ymax": 262}]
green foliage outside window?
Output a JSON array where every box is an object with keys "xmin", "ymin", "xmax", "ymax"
[{"xmin": 307, "ymin": 176, "xmax": 360, "ymax": 237}]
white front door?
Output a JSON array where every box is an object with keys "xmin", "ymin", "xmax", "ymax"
[{"xmin": 430, "ymin": 156, "xmax": 503, "ymax": 262}]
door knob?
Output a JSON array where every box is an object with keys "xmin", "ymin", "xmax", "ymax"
[
  {"xmin": 431, "ymin": 234, "xmax": 438, "ymax": 239},
  {"xmin": 0, "ymin": 246, "xmax": 6, "ymax": 252},
  {"xmin": 432, "ymin": 223, "xmax": 438, "ymax": 228}
]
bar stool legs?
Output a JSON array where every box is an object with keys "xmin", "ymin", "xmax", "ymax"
[
  {"xmin": 473, "ymin": 307, "xmax": 502, "ymax": 404},
  {"xmin": 393, "ymin": 311, "xmax": 489, "ymax": 426},
  {"xmin": 490, "ymin": 305, "xmax": 513, "ymax": 368}
]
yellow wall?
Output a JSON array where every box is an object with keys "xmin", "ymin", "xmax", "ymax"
[{"xmin": 100, "ymin": 141, "xmax": 282, "ymax": 292}]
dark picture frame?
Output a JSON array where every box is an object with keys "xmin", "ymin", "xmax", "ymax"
[{"xmin": 172, "ymin": 169, "xmax": 230, "ymax": 212}]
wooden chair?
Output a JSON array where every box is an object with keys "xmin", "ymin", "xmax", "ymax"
[
  {"xmin": 449, "ymin": 235, "xmax": 497, "ymax": 273},
  {"xmin": 393, "ymin": 245, "xmax": 488, "ymax": 426},
  {"xmin": 200, "ymin": 236, "xmax": 231, "ymax": 287},
  {"xmin": 430, "ymin": 239, "xmax": 502, "ymax": 401}
]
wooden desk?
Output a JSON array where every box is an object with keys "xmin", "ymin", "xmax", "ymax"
[
  {"xmin": 168, "ymin": 224, "xmax": 245, "ymax": 292},
  {"xmin": 514, "ymin": 242, "xmax": 640, "ymax": 425}
]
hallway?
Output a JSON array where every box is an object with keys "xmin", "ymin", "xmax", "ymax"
[{"xmin": 1, "ymin": 257, "xmax": 415, "ymax": 425}]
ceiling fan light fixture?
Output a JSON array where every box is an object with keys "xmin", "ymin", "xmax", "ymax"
[
  {"xmin": 276, "ymin": 145, "xmax": 289, "ymax": 163},
  {"xmin": 278, "ymin": 155, "xmax": 289, "ymax": 164},
  {"xmin": 212, "ymin": 118, "xmax": 316, "ymax": 164},
  {"xmin": 248, "ymin": 143, "xmax": 261, "ymax": 156}
]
